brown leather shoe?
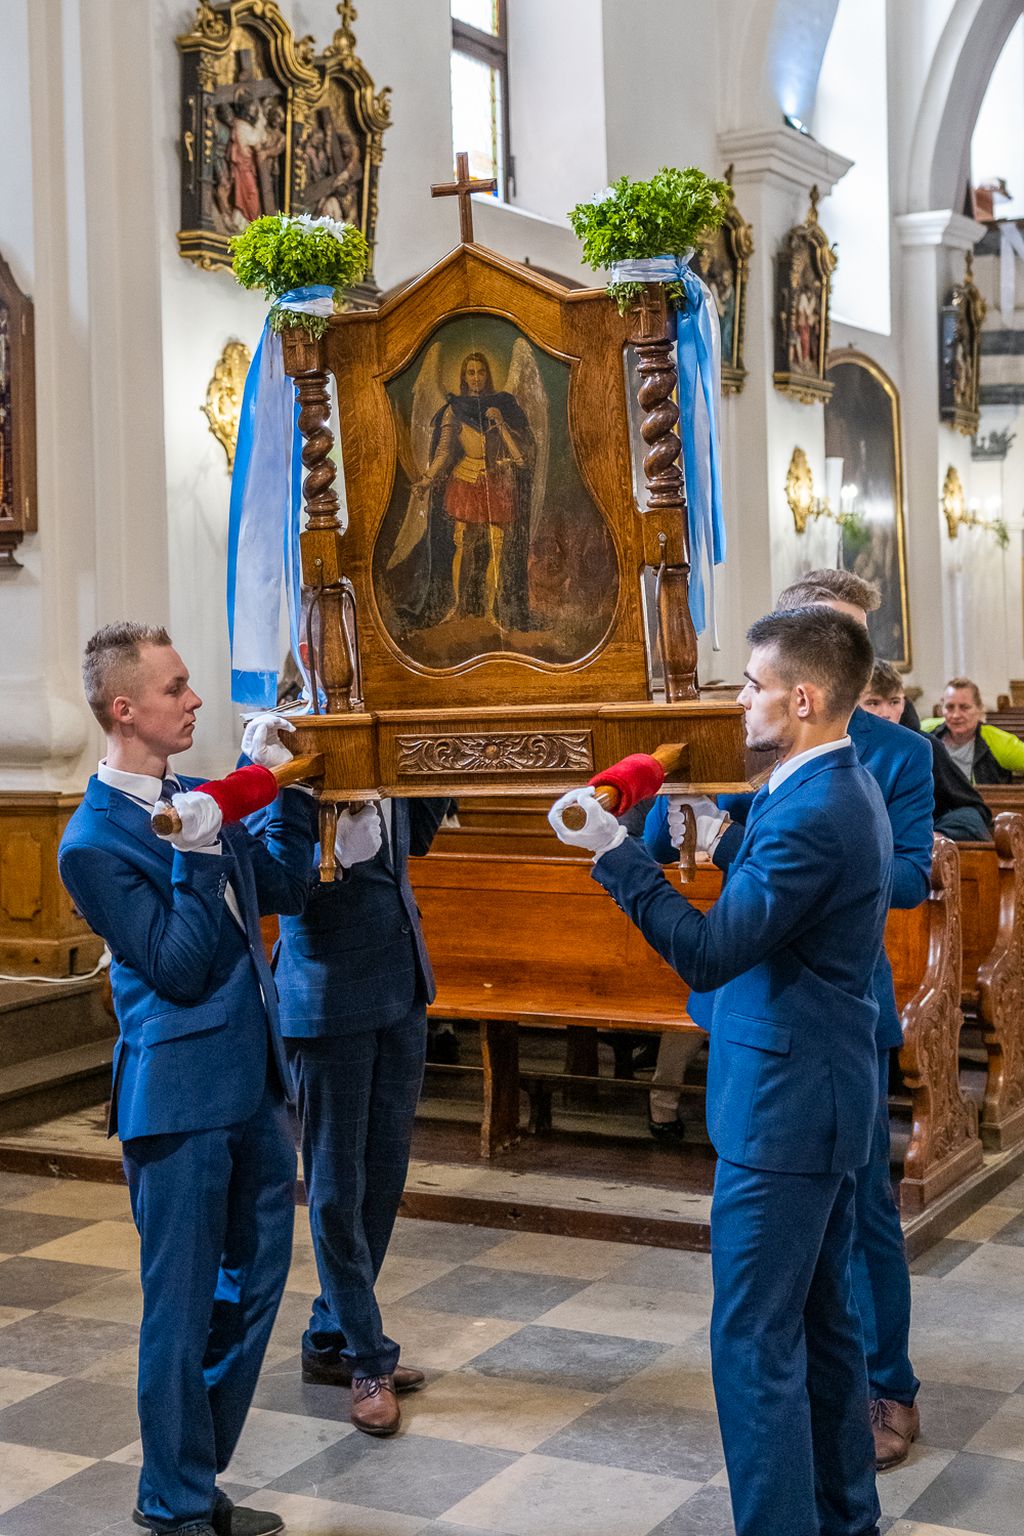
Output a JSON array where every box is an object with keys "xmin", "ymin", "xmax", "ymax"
[
  {"xmin": 301, "ymin": 1356, "xmax": 425, "ymax": 1393},
  {"xmin": 351, "ymin": 1373, "xmax": 401, "ymax": 1436},
  {"xmin": 871, "ymin": 1397, "xmax": 920, "ymax": 1469}
]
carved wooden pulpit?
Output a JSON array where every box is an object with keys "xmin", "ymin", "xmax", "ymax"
[{"xmin": 279, "ymin": 175, "xmax": 751, "ymax": 872}]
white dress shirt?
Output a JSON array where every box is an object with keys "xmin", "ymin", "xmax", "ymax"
[
  {"xmin": 768, "ymin": 735, "xmax": 851, "ymax": 794},
  {"xmin": 97, "ymin": 760, "xmax": 244, "ymax": 930}
]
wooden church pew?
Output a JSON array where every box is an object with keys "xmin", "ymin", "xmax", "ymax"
[
  {"xmin": 887, "ymin": 835, "xmax": 983, "ymax": 1212},
  {"xmin": 969, "ymin": 813, "xmax": 1024, "ymax": 1150}
]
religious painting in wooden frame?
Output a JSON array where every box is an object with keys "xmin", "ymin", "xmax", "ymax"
[
  {"xmin": 692, "ymin": 170, "xmax": 754, "ymax": 394},
  {"xmin": 939, "ymin": 252, "xmax": 985, "ymax": 436},
  {"xmin": 824, "ymin": 349, "xmax": 911, "ymax": 668},
  {"xmin": 176, "ymin": 1, "xmax": 389, "ymax": 305},
  {"xmin": 0, "ymin": 251, "xmax": 37, "ymax": 568},
  {"xmin": 773, "ymin": 188, "xmax": 837, "ymax": 406},
  {"xmin": 275, "ymin": 222, "xmax": 751, "ymax": 814}
]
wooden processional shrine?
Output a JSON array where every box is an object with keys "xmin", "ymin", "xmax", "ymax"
[{"xmin": 281, "ymin": 171, "xmax": 752, "ymax": 872}]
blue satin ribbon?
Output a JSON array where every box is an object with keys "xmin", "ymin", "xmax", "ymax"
[
  {"xmin": 226, "ymin": 284, "xmax": 335, "ymax": 707},
  {"xmin": 611, "ymin": 255, "xmax": 726, "ymax": 642}
]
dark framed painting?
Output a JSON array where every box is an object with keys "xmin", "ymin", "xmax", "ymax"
[
  {"xmin": 0, "ymin": 251, "xmax": 36, "ymax": 567},
  {"xmin": 939, "ymin": 251, "xmax": 985, "ymax": 436},
  {"xmin": 774, "ymin": 187, "xmax": 838, "ymax": 405},
  {"xmin": 372, "ymin": 312, "xmax": 619, "ymax": 671},
  {"xmin": 692, "ymin": 172, "xmax": 754, "ymax": 394},
  {"xmin": 176, "ymin": 0, "xmax": 390, "ymax": 304},
  {"xmin": 824, "ymin": 349, "xmax": 911, "ymax": 668}
]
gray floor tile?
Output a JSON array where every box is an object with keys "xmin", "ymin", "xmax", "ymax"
[
  {"xmin": 0, "ymin": 1174, "xmax": 58, "ymax": 1205},
  {"xmin": 909, "ymin": 1238, "xmax": 979, "ymax": 1277},
  {"xmin": 387, "ymin": 1220, "xmax": 508, "ymax": 1263},
  {"xmin": 270, "ymin": 1430, "xmax": 517, "ymax": 1517},
  {"xmin": 251, "ymin": 1355, "xmax": 353, "ymax": 1422},
  {"xmin": 0, "ymin": 1211, "xmax": 93, "ymax": 1254},
  {"xmin": 903, "ymin": 1449, "xmax": 1024, "ymax": 1535},
  {"xmin": 537, "ymin": 1397, "xmax": 724, "ymax": 1482},
  {"xmin": 916, "ymin": 1379, "xmax": 1012, "ymax": 1450},
  {"xmin": 466, "ymin": 1324, "xmax": 669, "ymax": 1392},
  {"xmin": 0, "ymin": 1377, "xmax": 139, "ymax": 1458},
  {"xmin": 648, "ymin": 1484, "xmax": 735, "ymax": 1535},
  {"xmin": 987, "ymin": 1176, "xmax": 1024, "ymax": 1208},
  {"xmin": 0, "ymin": 1256, "xmax": 122, "ymax": 1310},
  {"xmin": 0, "ymin": 1312, "xmax": 139, "ymax": 1375},
  {"xmin": 989, "ymin": 1209, "xmax": 1024, "ymax": 1247},
  {"xmin": 402, "ymin": 1265, "xmax": 588, "ymax": 1323},
  {"xmin": 605, "ymin": 1248, "xmax": 714, "ymax": 1297},
  {"xmin": 0, "ymin": 1458, "xmax": 140, "ymax": 1534}
]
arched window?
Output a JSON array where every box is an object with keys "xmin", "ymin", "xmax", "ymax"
[{"xmin": 813, "ymin": 0, "xmax": 891, "ymax": 334}]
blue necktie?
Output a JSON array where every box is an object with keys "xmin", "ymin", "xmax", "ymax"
[{"xmin": 160, "ymin": 777, "xmax": 180, "ymax": 802}]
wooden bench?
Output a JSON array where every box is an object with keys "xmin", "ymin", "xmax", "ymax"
[
  {"xmin": 961, "ymin": 814, "xmax": 1024, "ymax": 1150},
  {"xmin": 412, "ymin": 848, "xmax": 715, "ymax": 1155},
  {"xmin": 886, "ymin": 835, "xmax": 982, "ymax": 1211}
]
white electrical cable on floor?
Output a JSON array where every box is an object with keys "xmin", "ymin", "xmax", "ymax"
[{"xmin": 0, "ymin": 948, "xmax": 111, "ymax": 986}]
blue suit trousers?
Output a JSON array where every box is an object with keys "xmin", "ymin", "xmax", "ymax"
[
  {"xmin": 287, "ymin": 1004, "xmax": 427, "ymax": 1377},
  {"xmin": 122, "ymin": 1081, "xmax": 296, "ymax": 1526},
  {"xmin": 850, "ymin": 1047, "xmax": 919, "ymax": 1404},
  {"xmin": 711, "ymin": 1159, "xmax": 880, "ymax": 1536}
]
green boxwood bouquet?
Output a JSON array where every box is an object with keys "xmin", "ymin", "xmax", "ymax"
[
  {"xmin": 229, "ymin": 213, "xmax": 370, "ymax": 338},
  {"xmin": 569, "ymin": 167, "xmax": 730, "ymax": 313}
]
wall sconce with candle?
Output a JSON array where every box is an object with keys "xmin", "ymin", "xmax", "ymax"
[
  {"xmin": 785, "ymin": 447, "xmax": 865, "ymax": 546},
  {"xmin": 941, "ymin": 464, "xmax": 1009, "ymax": 547}
]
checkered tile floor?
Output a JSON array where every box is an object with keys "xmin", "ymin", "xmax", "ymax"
[{"xmin": 3, "ymin": 1171, "xmax": 1024, "ymax": 1534}]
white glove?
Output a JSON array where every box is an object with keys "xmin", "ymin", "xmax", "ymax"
[
  {"xmin": 548, "ymin": 787, "xmax": 628, "ymax": 860},
  {"xmin": 335, "ymin": 804, "xmax": 383, "ymax": 868},
  {"xmin": 158, "ymin": 790, "xmax": 223, "ymax": 852},
  {"xmin": 667, "ymin": 794, "xmax": 727, "ymax": 854},
  {"xmin": 241, "ymin": 712, "xmax": 296, "ymax": 770}
]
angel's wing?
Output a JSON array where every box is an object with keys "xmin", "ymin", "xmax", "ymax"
[
  {"xmin": 504, "ymin": 337, "xmax": 549, "ymax": 540},
  {"xmin": 387, "ymin": 342, "xmax": 446, "ymax": 571}
]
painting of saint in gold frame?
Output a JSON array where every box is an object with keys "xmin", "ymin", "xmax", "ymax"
[
  {"xmin": 825, "ymin": 350, "xmax": 911, "ymax": 668},
  {"xmin": 693, "ymin": 173, "xmax": 754, "ymax": 394},
  {"xmin": 774, "ymin": 188, "xmax": 838, "ymax": 405},
  {"xmin": 373, "ymin": 314, "xmax": 619, "ymax": 671}
]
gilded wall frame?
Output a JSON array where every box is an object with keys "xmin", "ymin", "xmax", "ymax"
[
  {"xmin": 939, "ymin": 251, "xmax": 985, "ymax": 437},
  {"xmin": 774, "ymin": 187, "xmax": 837, "ymax": 406},
  {"xmin": 0, "ymin": 251, "xmax": 37, "ymax": 568},
  {"xmin": 176, "ymin": 1, "xmax": 390, "ymax": 305},
  {"xmin": 693, "ymin": 171, "xmax": 754, "ymax": 394},
  {"xmin": 824, "ymin": 349, "xmax": 911, "ymax": 668}
]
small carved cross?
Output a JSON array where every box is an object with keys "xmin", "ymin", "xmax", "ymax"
[
  {"xmin": 431, "ymin": 150, "xmax": 498, "ymax": 245},
  {"xmin": 337, "ymin": 0, "xmax": 358, "ymax": 32}
]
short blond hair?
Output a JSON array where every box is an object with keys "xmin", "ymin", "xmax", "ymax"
[
  {"xmin": 945, "ymin": 676, "xmax": 983, "ymax": 708},
  {"xmin": 83, "ymin": 622, "xmax": 172, "ymax": 730},
  {"xmin": 777, "ymin": 568, "xmax": 881, "ymax": 614}
]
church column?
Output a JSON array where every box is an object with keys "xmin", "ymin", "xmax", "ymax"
[
  {"xmin": 895, "ymin": 210, "xmax": 984, "ymax": 698},
  {"xmin": 711, "ymin": 126, "xmax": 851, "ymax": 683},
  {"xmin": 0, "ymin": 0, "xmax": 168, "ymax": 971}
]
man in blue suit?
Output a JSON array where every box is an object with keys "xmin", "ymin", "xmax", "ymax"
[
  {"xmin": 244, "ymin": 678, "xmax": 450, "ymax": 1437},
  {"xmin": 551, "ymin": 607, "xmax": 891, "ymax": 1536},
  {"xmin": 645, "ymin": 568, "xmax": 932, "ymax": 1471},
  {"xmin": 58, "ymin": 623, "xmax": 314, "ymax": 1536}
]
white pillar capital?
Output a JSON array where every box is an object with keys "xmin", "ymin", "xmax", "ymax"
[
  {"xmin": 895, "ymin": 209, "xmax": 986, "ymax": 252},
  {"xmin": 718, "ymin": 126, "xmax": 853, "ymax": 200}
]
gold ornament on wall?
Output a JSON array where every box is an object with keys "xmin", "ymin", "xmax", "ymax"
[
  {"xmin": 202, "ymin": 338, "xmax": 251, "ymax": 471},
  {"xmin": 773, "ymin": 188, "xmax": 838, "ymax": 406}
]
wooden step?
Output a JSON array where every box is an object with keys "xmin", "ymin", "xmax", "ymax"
[
  {"xmin": 0, "ymin": 1038, "xmax": 113, "ymax": 1133},
  {"xmin": 0, "ymin": 977, "xmax": 114, "ymax": 1069}
]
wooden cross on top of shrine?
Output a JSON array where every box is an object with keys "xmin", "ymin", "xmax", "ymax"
[{"xmin": 431, "ymin": 150, "xmax": 498, "ymax": 244}]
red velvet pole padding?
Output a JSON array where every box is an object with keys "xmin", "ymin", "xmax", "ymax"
[
  {"xmin": 587, "ymin": 753, "xmax": 666, "ymax": 815},
  {"xmin": 195, "ymin": 763, "xmax": 280, "ymax": 824}
]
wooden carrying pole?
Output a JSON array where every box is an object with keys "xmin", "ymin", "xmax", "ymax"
[
  {"xmin": 151, "ymin": 754, "xmax": 324, "ymax": 837},
  {"xmin": 559, "ymin": 743, "xmax": 697, "ymax": 881}
]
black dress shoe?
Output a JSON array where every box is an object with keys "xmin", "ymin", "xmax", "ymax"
[
  {"xmin": 134, "ymin": 1499, "xmax": 283, "ymax": 1536},
  {"xmin": 647, "ymin": 1115, "xmax": 686, "ymax": 1143}
]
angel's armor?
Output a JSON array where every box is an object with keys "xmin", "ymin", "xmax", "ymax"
[{"xmin": 427, "ymin": 405, "xmax": 529, "ymax": 529}]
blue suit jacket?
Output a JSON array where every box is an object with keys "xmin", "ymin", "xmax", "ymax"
[
  {"xmin": 250, "ymin": 795, "xmax": 450, "ymax": 1036},
  {"xmin": 600, "ymin": 746, "xmax": 893, "ymax": 1173},
  {"xmin": 58, "ymin": 776, "xmax": 314, "ymax": 1140},
  {"xmin": 644, "ymin": 707, "xmax": 932, "ymax": 1049}
]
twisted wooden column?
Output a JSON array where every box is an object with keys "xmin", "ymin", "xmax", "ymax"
[
  {"xmin": 629, "ymin": 290, "xmax": 698, "ymax": 701},
  {"xmin": 293, "ymin": 367, "xmax": 354, "ymax": 714}
]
